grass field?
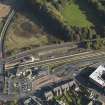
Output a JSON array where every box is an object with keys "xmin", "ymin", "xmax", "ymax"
[
  {"xmin": 5, "ymin": 13, "xmax": 61, "ymax": 56},
  {"xmin": 62, "ymin": 2, "xmax": 93, "ymax": 27}
]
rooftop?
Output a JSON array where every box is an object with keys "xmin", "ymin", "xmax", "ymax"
[{"xmin": 89, "ymin": 65, "xmax": 105, "ymax": 87}]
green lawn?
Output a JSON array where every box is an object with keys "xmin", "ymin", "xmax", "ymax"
[{"xmin": 62, "ymin": 2, "xmax": 93, "ymax": 27}]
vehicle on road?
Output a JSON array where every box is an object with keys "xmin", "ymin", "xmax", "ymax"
[{"xmin": 21, "ymin": 56, "xmax": 40, "ymax": 63}]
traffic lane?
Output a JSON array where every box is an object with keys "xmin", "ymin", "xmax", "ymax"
[
  {"xmin": 5, "ymin": 49, "xmax": 94, "ymax": 69},
  {"xmin": 0, "ymin": 40, "xmax": 4, "ymax": 75},
  {"xmin": 4, "ymin": 48, "xmax": 76, "ymax": 64},
  {"xmin": 18, "ymin": 50, "xmax": 105, "ymax": 67},
  {"xmin": 5, "ymin": 47, "xmax": 80, "ymax": 64},
  {"xmin": 0, "ymin": 9, "xmax": 16, "ymax": 94},
  {"xmin": 5, "ymin": 50, "xmax": 105, "ymax": 69},
  {"xmin": 39, "ymin": 48, "xmax": 89, "ymax": 60},
  {"xmin": 6, "ymin": 42, "xmax": 78, "ymax": 57},
  {"xmin": 5, "ymin": 43, "xmax": 78, "ymax": 62},
  {"xmin": 5, "ymin": 48, "xmax": 91, "ymax": 65},
  {"xmin": 72, "ymin": 56, "xmax": 105, "ymax": 69}
]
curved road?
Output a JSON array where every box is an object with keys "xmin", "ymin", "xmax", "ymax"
[{"xmin": 0, "ymin": 9, "xmax": 15, "ymax": 93}]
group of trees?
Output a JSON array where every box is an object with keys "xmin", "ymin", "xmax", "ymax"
[
  {"xmin": 65, "ymin": 25, "xmax": 105, "ymax": 49},
  {"xmin": 50, "ymin": 0, "xmax": 70, "ymax": 11},
  {"xmin": 27, "ymin": 0, "xmax": 105, "ymax": 50},
  {"xmin": 27, "ymin": 0, "xmax": 71, "ymax": 41},
  {"xmin": 30, "ymin": 0, "xmax": 70, "ymax": 23}
]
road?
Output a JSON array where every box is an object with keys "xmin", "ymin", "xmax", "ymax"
[
  {"xmin": 1, "ymin": 42, "xmax": 78, "ymax": 64},
  {"xmin": 5, "ymin": 47, "xmax": 87, "ymax": 65},
  {"xmin": 4, "ymin": 38, "xmax": 105, "ymax": 63},
  {"xmin": 0, "ymin": 9, "xmax": 16, "ymax": 73},
  {"xmin": 0, "ymin": 9, "xmax": 16, "ymax": 92},
  {"xmin": 5, "ymin": 50, "xmax": 105, "ymax": 69},
  {"xmin": 19, "ymin": 50, "xmax": 105, "ymax": 66}
]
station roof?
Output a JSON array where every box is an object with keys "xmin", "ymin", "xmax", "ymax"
[{"xmin": 89, "ymin": 65, "xmax": 105, "ymax": 87}]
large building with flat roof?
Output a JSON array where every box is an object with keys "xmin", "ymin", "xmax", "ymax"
[{"xmin": 89, "ymin": 65, "xmax": 105, "ymax": 88}]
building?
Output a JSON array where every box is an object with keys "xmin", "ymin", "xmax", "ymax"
[{"xmin": 89, "ymin": 65, "xmax": 105, "ymax": 88}]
